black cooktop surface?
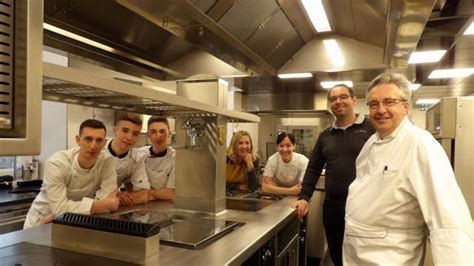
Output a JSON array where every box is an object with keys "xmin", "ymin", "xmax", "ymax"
[
  {"xmin": 109, "ymin": 209, "xmax": 243, "ymax": 250},
  {"xmin": 159, "ymin": 216, "xmax": 243, "ymax": 249}
]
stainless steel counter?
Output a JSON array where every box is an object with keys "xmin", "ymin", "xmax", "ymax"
[
  {"xmin": 0, "ymin": 188, "xmax": 38, "ymax": 207},
  {"xmin": 0, "ymin": 196, "xmax": 298, "ymax": 265}
]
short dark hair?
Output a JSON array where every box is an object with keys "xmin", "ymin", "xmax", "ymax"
[
  {"xmin": 276, "ymin": 132, "xmax": 295, "ymax": 145},
  {"xmin": 79, "ymin": 119, "xmax": 106, "ymax": 135},
  {"xmin": 116, "ymin": 113, "xmax": 142, "ymax": 127},
  {"xmin": 147, "ymin": 116, "xmax": 170, "ymax": 130},
  {"xmin": 327, "ymin": 84, "xmax": 354, "ymax": 99}
]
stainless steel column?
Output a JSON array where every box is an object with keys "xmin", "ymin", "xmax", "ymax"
[{"xmin": 174, "ymin": 115, "xmax": 227, "ymax": 214}]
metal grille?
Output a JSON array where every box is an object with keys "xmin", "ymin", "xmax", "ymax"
[
  {"xmin": 0, "ymin": 0, "xmax": 13, "ymax": 129},
  {"xmin": 42, "ymin": 76, "xmax": 196, "ymax": 115},
  {"xmin": 53, "ymin": 212, "xmax": 162, "ymax": 238}
]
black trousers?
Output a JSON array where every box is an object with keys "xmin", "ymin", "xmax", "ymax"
[{"xmin": 322, "ymin": 197, "xmax": 346, "ymax": 266}]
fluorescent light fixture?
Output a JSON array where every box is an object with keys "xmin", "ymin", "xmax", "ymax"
[
  {"xmin": 43, "ymin": 23, "xmax": 113, "ymax": 53},
  {"xmin": 320, "ymin": 80, "xmax": 353, "ymax": 89},
  {"xmin": 408, "ymin": 50, "xmax": 446, "ymax": 64},
  {"xmin": 302, "ymin": 0, "xmax": 331, "ymax": 32},
  {"xmin": 219, "ymin": 74, "xmax": 249, "ymax": 78},
  {"xmin": 464, "ymin": 22, "xmax": 474, "ymax": 35},
  {"xmin": 428, "ymin": 68, "xmax": 474, "ymax": 79},
  {"xmin": 409, "ymin": 83, "xmax": 421, "ymax": 91},
  {"xmin": 416, "ymin": 99, "xmax": 440, "ymax": 105},
  {"xmin": 323, "ymin": 39, "xmax": 345, "ymax": 67},
  {"xmin": 277, "ymin": 72, "xmax": 313, "ymax": 79}
]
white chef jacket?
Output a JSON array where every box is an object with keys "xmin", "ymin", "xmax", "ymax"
[
  {"xmin": 24, "ymin": 147, "xmax": 118, "ymax": 228},
  {"xmin": 140, "ymin": 146, "xmax": 175, "ymax": 189},
  {"xmin": 104, "ymin": 144, "xmax": 150, "ymax": 191},
  {"xmin": 263, "ymin": 152, "xmax": 308, "ymax": 187},
  {"xmin": 344, "ymin": 118, "xmax": 473, "ymax": 265}
]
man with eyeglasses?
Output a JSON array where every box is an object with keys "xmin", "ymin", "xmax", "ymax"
[
  {"xmin": 343, "ymin": 72, "xmax": 473, "ymax": 264},
  {"xmin": 292, "ymin": 84, "xmax": 374, "ymax": 266}
]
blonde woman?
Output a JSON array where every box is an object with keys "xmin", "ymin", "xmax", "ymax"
[{"xmin": 226, "ymin": 131, "xmax": 259, "ymax": 193}]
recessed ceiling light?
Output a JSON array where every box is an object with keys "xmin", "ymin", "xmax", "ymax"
[
  {"xmin": 408, "ymin": 50, "xmax": 446, "ymax": 64},
  {"xmin": 320, "ymin": 80, "xmax": 353, "ymax": 89},
  {"xmin": 277, "ymin": 73, "xmax": 313, "ymax": 79},
  {"xmin": 416, "ymin": 99, "xmax": 440, "ymax": 105},
  {"xmin": 428, "ymin": 68, "xmax": 474, "ymax": 79},
  {"xmin": 409, "ymin": 83, "xmax": 421, "ymax": 91},
  {"xmin": 301, "ymin": 0, "xmax": 331, "ymax": 32},
  {"xmin": 323, "ymin": 39, "xmax": 345, "ymax": 67},
  {"xmin": 464, "ymin": 22, "xmax": 474, "ymax": 35}
]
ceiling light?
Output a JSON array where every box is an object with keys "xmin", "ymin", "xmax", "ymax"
[
  {"xmin": 408, "ymin": 50, "xmax": 446, "ymax": 64},
  {"xmin": 464, "ymin": 22, "xmax": 474, "ymax": 35},
  {"xmin": 277, "ymin": 73, "xmax": 313, "ymax": 79},
  {"xmin": 301, "ymin": 0, "xmax": 331, "ymax": 32},
  {"xmin": 320, "ymin": 80, "xmax": 353, "ymax": 89},
  {"xmin": 428, "ymin": 68, "xmax": 474, "ymax": 79},
  {"xmin": 409, "ymin": 83, "xmax": 421, "ymax": 91},
  {"xmin": 323, "ymin": 39, "xmax": 345, "ymax": 67},
  {"xmin": 219, "ymin": 74, "xmax": 249, "ymax": 78},
  {"xmin": 416, "ymin": 99, "xmax": 440, "ymax": 105},
  {"xmin": 43, "ymin": 23, "xmax": 113, "ymax": 52}
]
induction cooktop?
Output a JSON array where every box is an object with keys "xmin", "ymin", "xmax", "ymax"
[
  {"xmin": 109, "ymin": 209, "xmax": 243, "ymax": 250},
  {"xmin": 159, "ymin": 216, "xmax": 243, "ymax": 249}
]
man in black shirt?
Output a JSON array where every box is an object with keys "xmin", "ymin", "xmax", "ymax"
[{"xmin": 292, "ymin": 85, "xmax": 374, "ymax": 266}]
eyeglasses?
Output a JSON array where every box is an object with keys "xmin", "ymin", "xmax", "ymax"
[
  {"xmin": 328, "ymin": 94, "xmax": 351, "ymax": 102},
  {"xmin": 367, "ymin": 98, "xmax": 407, "ymax": 110}
]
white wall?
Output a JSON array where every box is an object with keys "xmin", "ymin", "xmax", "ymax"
[{"xmin": 38, "ymin": 101, "xmax": 67, "ymax": 178}]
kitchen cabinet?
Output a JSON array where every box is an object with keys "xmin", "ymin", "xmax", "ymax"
[{"xmin": 243, "ymin": 215, "xmax": 304, "ymax": 266}]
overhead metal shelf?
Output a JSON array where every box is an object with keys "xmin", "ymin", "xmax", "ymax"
[{"xmin": 42, "ymin": 62, "xmax": 260, "ymax": 123}]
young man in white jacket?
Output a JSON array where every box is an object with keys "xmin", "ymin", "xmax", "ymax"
[
  {"xmin": 24, "ymin": 119, "xmax": 119, "ymax": 228},
  {"xmin": 140, "ymin": 116, "xmax": 175, "ymax": 201},
  {"xmin": 344, "ymin": 72, "xmax": 473, "ymax": 264},
  {"xmin": 105, "ymin": 113, "xmax": 150, "ymax": 206}
]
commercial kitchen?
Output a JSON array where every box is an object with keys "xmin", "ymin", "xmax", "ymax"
[{"xmin": 0, "ymin": 0, "xmax": 473, "ymax": 265}]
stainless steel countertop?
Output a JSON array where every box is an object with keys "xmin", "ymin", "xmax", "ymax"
[
  {"xmin": 0, "ymin": 188, "xmax": 38, "ymax": 207},
  {"xmin": 0, "ymin": 195, "xmax": 298, "ymax": 265}
]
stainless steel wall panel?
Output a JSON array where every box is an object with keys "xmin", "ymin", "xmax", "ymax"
[
  {"xmin": 217, "ymin": 0, "xmax": 277, "ymax": 41},
  {"xmin": 189, "ymin": 0, "xmax": 217, "ymax": 14},
  {"xmin": 246, "ymin": 10, "xmax": 294, "ymax": 58},
  {"xmin": 266, "ymin": 30, "xmax": 304, "ymax": 68},
  {"xmin": 454, "ymin": 97, "xmax": 474, "ymax": 215},
  {"xmin": 242, "ymin": 92, "xmax": 329, "ymax": 113}
]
